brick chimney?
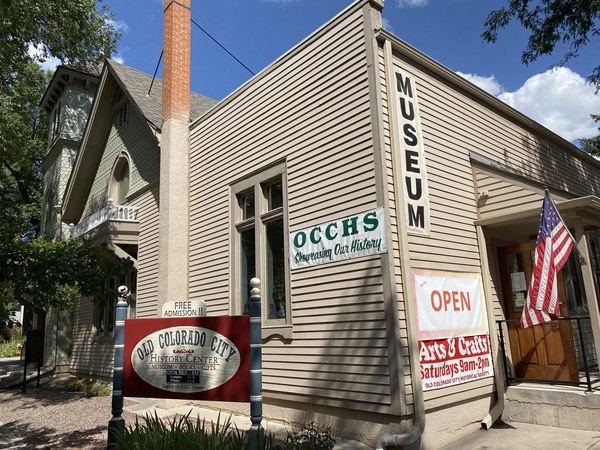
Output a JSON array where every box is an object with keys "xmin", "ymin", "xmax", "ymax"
[
  {"xmin": 158, "ymin": 0, "xmax": 191, "ymax": 308},
  {"xmin": 162, "ymin": 0, "xmax": 190, "ymax": 122}
]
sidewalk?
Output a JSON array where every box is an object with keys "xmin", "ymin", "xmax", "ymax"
[
  {"xmin": 122, "ymin": 398, "xmax": 600, "ymax": 449},
  {"xmin": 1, "ymin": 363, "xmax": 599, "ymax": 450},
  {"xmin": 3, "ymin": 395, "xmax": 600, "ymax": 450},
  {"xmin": 438, "ymin": 420, "xmax": 600, "ymax": 450}
]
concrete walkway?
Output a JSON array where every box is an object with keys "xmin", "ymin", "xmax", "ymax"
[
  {"xmin": 1, "ymin": 356, "xmax": 599, "ymax": 450},
  {"xmin": 2, "ymin": 393, "xmax": 600, "ymax": 449},
  {"xmin": 438, "ymin": 420, "xmax": 600, "ymax": 449},
  {"xmin": 123, "ymin": 398, "xmax": 600, "ymax": 449}
]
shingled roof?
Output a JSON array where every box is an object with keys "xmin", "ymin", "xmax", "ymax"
[{"xmin": 107, "ymin": 59, "xmax": 217, "ymax": 129}]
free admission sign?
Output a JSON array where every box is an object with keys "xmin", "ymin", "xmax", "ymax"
[{"xmin": 123, "ymin": 316, "xmax": 249, "ymax": 401}]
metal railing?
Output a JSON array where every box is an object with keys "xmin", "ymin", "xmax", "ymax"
[
  {"xmin": 69, "ymin": 199, "xmax": 138, "ymax": 238},
  {"xmin": 496, "ymin": 317, "xmax": 597, "ymax": 392}
]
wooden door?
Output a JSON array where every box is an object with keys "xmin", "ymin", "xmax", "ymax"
[{"xmin": 498, "ymin": 242, "xmax": 579, "ymax": 382}]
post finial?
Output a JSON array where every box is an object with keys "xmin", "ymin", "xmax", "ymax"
[
  {"xmin": 250, "ymin": 278, "xmax": 260, "ymax": 298},
  {"xmin": 117, "ymin": 285, "xmax": 130, "ymax": 305}
]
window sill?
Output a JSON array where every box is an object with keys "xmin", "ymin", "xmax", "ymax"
[
  {"xmin": 92, "ymin": 334, "xmax": 115, "ymax": 344},
  {"xmin": 261, "ymin": 325, "xmax": 292, "ymax": 341}
]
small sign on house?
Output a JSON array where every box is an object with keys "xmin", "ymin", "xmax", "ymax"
[{"xmin": 162, "ymin": 300, "xmax": 207, "ymax": 317}]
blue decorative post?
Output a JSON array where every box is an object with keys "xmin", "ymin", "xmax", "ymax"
[
  {"xmin": 107, "ymin": 286, "xmax": 129, "ymax": 449},
  {"xmin": 247, "ymin": 278, "xmax": 264, "ymax": 448}
]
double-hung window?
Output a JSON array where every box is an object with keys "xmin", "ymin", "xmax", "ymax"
[{"xmin": 233, "ymin": 163, "xmax": 290, "ymax": 331}]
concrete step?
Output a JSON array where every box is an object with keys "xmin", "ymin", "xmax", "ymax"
[
  {"xmin": 503, "ymin": 383, "xmax": 600, "ymax": 431},
  {"xmin": 0, "ymin": 357, "xmax": 44, "ymax": 389}
]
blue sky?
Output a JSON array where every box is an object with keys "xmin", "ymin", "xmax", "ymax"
[{"xmin": 94, "ymin": 0, "xmax": 600, "ymax": 144}]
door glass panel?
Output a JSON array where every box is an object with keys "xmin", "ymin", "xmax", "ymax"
[
  {"xmin": 507, "ymin": 253, "xmax": 527, "ymax": 313},
  {"xmin": 561, "ymin": 252, "xmax": 587, "ymax": 315},
  {"xmin": 240, "ymin": 227, "xmax": 255, "ymax": 314}
]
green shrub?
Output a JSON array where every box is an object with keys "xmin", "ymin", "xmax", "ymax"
[
  {"xmin": 67, "ymin": 378, "xmax": 90, "ymax": 392},
  {"xmin": 67, "ymin": 378, "xmax": 110, "ymax": 397},
  {"xmin": 284, "ymin": 421, "xmax": 335, "ymax": 450},
  {"xmin": 113, "ymin": 412, "xmax": 279, "ymax": 450},
  {"xmin": 0, "ymin": 337, "xmax": 25, "ymax": 358},
  {"xmin": 83, "ymin": 382, "xmax": 111, "ymax": 397}
]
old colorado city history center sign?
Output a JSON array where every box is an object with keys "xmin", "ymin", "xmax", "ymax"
[{"xmin": 123, "ymin": 316, "xmax": 250, "ymax": 401}]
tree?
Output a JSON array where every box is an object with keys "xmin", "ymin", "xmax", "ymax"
[
  {"xmin": 0, "ymin": 60, "xmax": 51, "ymax": 242},
  {"xmin": 482, "ymin": 0, "xmax": 600, "ymax": 91},
  {"xmin": 482, "ymin": 1, "xmax": 600, "ymax": 152},
  {"xmin": 1, "ymin": 238, "xmax": 135, "ymax": 316},
  {"xmin": 0, "ymin": 0, "xmax": 120, "ymax": 91},
  {"xmin": 0, "ymin": 1, "xmax": 124, "ymax": 316},
  {"xmin": 580, "ymin": 114, "xmax": 600, "ymax": 156}
]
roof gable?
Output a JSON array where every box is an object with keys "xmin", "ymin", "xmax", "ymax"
[{"xmin": 62, "ymin": 59, "xmax": 217, "ymax": 223}]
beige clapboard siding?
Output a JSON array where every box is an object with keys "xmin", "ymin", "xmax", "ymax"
[
  {"xmin": 70, "ymin": 298, "xmax": 92, "ymax": 373},
  {"xmin": 424, "ymin": 65, "xmax": 600, "ymax": 196},
  {"xmin": 134, "ymin": 186, "xmax": 159, "ymax": 318},
  {"xmin": 70, "ymin": 298, "xmax": 114, "ymax": 377},
  {"xmin": 474, "ymin": 168, "xmax": 573, "ymax": 218},
  {"xmin": 188, "ymin": 6, "xmax": 394, "ymax": 413},
  {"xmin": 383, "ymin": 49, "xmax": 494, "ymax": 407},
  {"xmin": 377, "ymin": 46, "xmax": 414, "ymax": 411}
]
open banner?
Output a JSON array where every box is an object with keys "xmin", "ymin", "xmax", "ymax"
[
  {"xmin": 412, "ymin": 269, "xmax": 488, "ymax": 340},
  {"xmin": 412, "ymin": 269, "xmax": 493, "ymax": 391}
]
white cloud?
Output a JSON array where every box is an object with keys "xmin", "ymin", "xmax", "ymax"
[
  {"xmin": 382, "ymin": 17, "xmax": 394, "ymax": 32},
  {"xmin": 111, "ymin": 55, "xmax": 126, "ymax": 65},
  {"xmin": 108, "ymin": 19, "xmax": 129, "ymax": 34},
  {"xmin": 397, "ymin": 0, "xmax": 429, "ymax": 7},
  {"xmin": 28, "ymin": 43, "xmax": 61, "ymax": 72},
  {"xmin": 498, "ymin": 67, "xmax": 600, "ymax": 143},
  {"xmin": 456, "ymin": 72, "xmax": 502, "ymax": 96},
  {"xmin": 457, "ymin": 67, "xmax": 600, "ymax": 143}
]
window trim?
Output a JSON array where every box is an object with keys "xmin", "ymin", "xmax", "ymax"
[
  {"xmin": 230, "ymin": 162, "xmax": 292, "ymax": 339},
  {"xmin": 51, "ymin": 101, "xmax": 62, "ymax": 140},
  {"xmin": 108, "ymin": 151, "xmax": 131, "ymax": 205},
  {"xmin": 93, "ymin": 271, "xmax": 137, "ymax": 340}
]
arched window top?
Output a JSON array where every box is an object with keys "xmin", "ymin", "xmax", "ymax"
[{"xmin": 108, "ymin": 152, "xmax": 130, "ymax": 205}]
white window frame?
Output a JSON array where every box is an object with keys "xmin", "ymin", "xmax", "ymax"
[
  {"xmin": 94, "ymin": 271, "xmax": 137, "ymax": 339},
  {"xmin": 51, "ymin": 101, "xmax": 62, "ymax": 140},
  {"xmin": 231, "ymin": 162, "xmax": 292, "ymax": 339}
]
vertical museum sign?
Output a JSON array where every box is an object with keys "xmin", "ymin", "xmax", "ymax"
[{"xmin": 395, "ymin": 71, "xmax": 430, "ymax": 235}]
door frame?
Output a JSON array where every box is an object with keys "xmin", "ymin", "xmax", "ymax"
[{"xmin": 497, "ymin": 242, "xmax": 579, "ymax": 382}]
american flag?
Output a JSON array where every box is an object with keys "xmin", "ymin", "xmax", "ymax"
[{"xmin": 520, "ymin": 191, "xmax": 575, "ymax": 329}]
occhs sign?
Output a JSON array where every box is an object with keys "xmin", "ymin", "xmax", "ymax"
[{"xmin": 289, "ymin": 207, "xmax": 387, "ymax": 269}]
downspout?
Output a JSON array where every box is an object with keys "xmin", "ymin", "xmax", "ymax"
[
  {"xmin": 476, "ymin": 225, "xmax": 505, "ymax": 429},
  {"xmin": 376, "ymin": 36, "xmax": 425, "ymax": 450}
]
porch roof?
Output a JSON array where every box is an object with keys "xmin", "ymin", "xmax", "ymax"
[{"xmin": 475, "ymin": 195, "xmax": 600, "ymax": 239}]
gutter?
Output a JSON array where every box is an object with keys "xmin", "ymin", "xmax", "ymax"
[
  {"xmin": 375, "ymin": 36, "xmax": 426, "ymax": 450},
  {"xmin": 476, "ymin": 225, "xmax": 506, "ymax": 429}
]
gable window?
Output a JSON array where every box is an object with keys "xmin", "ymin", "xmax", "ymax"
[
  {"xmin": 233, "ymin": 163, "xmax": 290, "ymax": 328},
  {"xmin": 117, "ymin": 102, "xmax": 128, "ymax": 128},
  {"xmin": 108, "ymin": 153, "xmax": 131, "ymax": 205},
  {"xmin": 51, "ymin": 101, "xmax": 62, "ymax": 140}
]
